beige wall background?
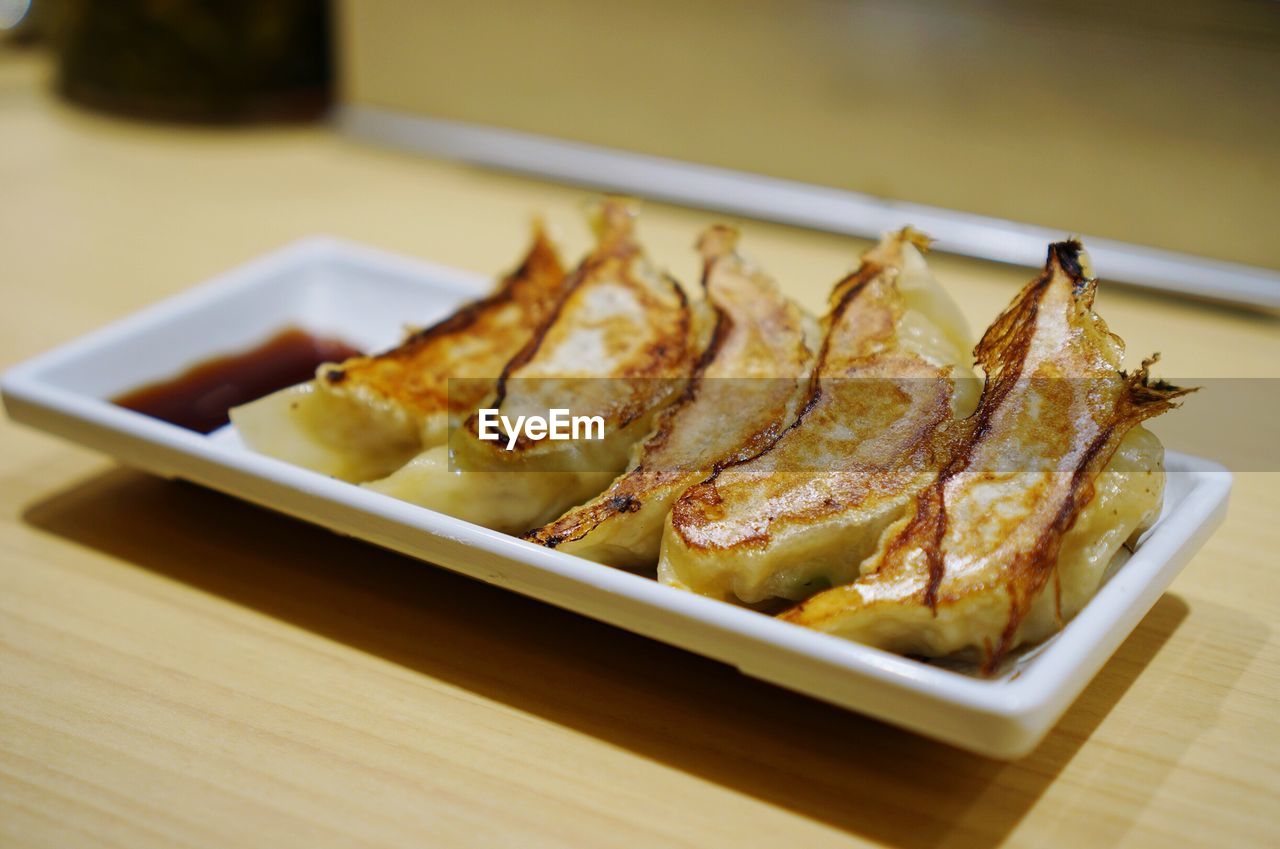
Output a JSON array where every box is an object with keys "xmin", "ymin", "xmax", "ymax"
[{"xmin": 337, "ymin": 0, "xmax": 1280, "ymax": 270}]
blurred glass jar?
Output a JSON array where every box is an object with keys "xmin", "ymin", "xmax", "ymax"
[
  {"xmin": 2, "ymin": 0, "xmax": 45, "ymax": 41},
  {"xmin": 51, "ymin": 0, "xmax": 331, "ymax": 122}
]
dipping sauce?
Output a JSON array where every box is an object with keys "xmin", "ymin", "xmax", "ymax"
[{"xmin": 112, "ymin": 328, "xmax": 362, "ymax": 433}]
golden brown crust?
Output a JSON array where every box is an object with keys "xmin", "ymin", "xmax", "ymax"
[
  {"xmin": 465, "ymin": 199, "xmax": 696, "ymax": 457},
  {"xmin": 668, "ymin": 229, "xmax": 954, "ymax": 554},
  {"xmin": 317, "ymin": 223, "xmax": 568, "ymax": 423},
  {"xmin": 781, "ymin": 240, "xmax": 1191, "ymax": 672},
  {"xmin": 523, "ymin": 225, "xmax": 813, "ymax": 556}
]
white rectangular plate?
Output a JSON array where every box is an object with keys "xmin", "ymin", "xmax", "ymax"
[{"xmin": 2, "ymin": 237, "xmax": 1232, "ymax": 759}]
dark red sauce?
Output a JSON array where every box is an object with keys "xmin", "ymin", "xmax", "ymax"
[{"xmin": 112, "ymin": 327, "xmax": 362, "ymax": 434}]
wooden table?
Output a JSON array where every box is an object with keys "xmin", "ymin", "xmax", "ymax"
[{"xmin": 2, "ymin": 50, "xmax": 1277, "ymax": 848}]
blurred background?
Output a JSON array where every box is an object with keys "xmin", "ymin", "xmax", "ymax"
[
  {"xmin": 2, "ymin": 0, "xmax": 332, "ymax": 121},
  {"xmin": 340, "ymin": 0, "xmax": 1280, "ymax": 273},
  {"xmin": 3, "ymin": 0, "xmax": 1277, "ymax": 285}
]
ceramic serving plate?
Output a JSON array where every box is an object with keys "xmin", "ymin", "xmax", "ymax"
[{"xmin": 1, "ymin": 237, "xmax": 1231, "ymax": 758}]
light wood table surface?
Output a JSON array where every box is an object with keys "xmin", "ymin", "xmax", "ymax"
[{"xmin": 2, "ymin": 50, "xmax": 1277, "ymax": 848}]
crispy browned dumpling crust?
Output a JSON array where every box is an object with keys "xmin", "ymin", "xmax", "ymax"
[
  {"xmin": 456, "ymin": 199, "xmax": 698, "ymax": 466},
  {"xmin": 229, "ymin": 224, "xmax": 569, "ymax": 482},
  {"xmin": 365, "ymin": 199, "xmax": 705, "ymax": 534},
  {"xmin": 523, "ymin": 225, "xmax": 814, "ymax": 566},
  {"xmin": 781, "ymin": 241, "xmax": 1190, "ymax": 672},
  {"xmin": 658, "ymin": 229, "xmax": 972, "ymax": 603},
  {"xmin": 319, "ymin": 223, "xmax": 568, "ymax": 426}
]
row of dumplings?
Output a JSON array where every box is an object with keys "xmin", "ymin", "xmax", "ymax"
[{"xmin": 232, "ymin": 200, "xmax": 1187, "ymax": 672}]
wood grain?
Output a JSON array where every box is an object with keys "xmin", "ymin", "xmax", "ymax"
[{"xmin": 2, "ymin": 50, "xmax": 1277, "ymax": 848}]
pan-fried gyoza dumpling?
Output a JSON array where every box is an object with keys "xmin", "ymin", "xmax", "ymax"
[
  {"xmin": 658, "ymin": 228, "xmax": 977, "ymax": 604},
  {"xmin": 781, "ymin": 240, "xmax": 1189, "ymax": 672},
  {"xmin": 524, "ymin": 226, "xmax": 817, "ymax": 568},
  {"xmin": 364, "ymin": 200, "xmax": 704, "ymax": 533},
  {"xmin": 230, "ymin": 224, "xmax": 568, "ymax": 481}
]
